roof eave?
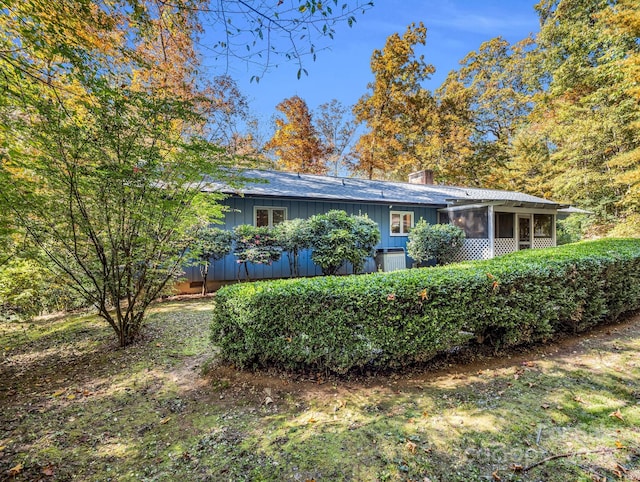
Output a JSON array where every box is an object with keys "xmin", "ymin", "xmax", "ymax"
[
  {"xmin": 223, "ymin": 191, "xmax": 448, "ymax": 208},
  {"xmin": 443, "ymin": 199, "xmax": 567, "ymax": 210}
]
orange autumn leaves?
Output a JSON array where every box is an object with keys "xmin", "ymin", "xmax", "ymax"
[
  {"xmin": 265, "ymin": 96, "xmax": 327, "ymax": 175},
  {"xmin": 386, "ymin": 289, "xmax": 427, "ymax": 302},
  {"xmin": 386, "ymin": 283, "xmax": 499, "ymax": 303}
]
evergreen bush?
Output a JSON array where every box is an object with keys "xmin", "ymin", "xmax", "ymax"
[
  {"xmin": 407, "ymin": 220, "xmax": 465, "ymax": 265},
  {"xmin": 211, "ymin": 239, "xmax": 640, "ymax": 373},
  {"xmin": 275, "ymin": 218, "xmax": 313, "ymax": 277},
  {"xmin": 308, "ymin": 210, "xmax": 380, "ymax": 275},
  {"xmin": 232, "ymin": 225, "xmax": 282, "ymax": 280},
  {"xmin": 191, "ymin": 227, "xmax": 234, "ymax": 294}
]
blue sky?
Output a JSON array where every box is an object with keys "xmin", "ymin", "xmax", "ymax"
[{"xmin": 201, "ymin": 0, "xmax": 541, "ymax": 126}]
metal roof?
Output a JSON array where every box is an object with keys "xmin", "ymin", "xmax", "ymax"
[{"xmin": 204, "ymin": 169, "xmax": 565, "ymax": 209}]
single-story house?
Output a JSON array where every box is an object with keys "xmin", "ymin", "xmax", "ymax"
[{"xmin": 180, "ymin": 169, "xmax": 569, "ymax": 292}]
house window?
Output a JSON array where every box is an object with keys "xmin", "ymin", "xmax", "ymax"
[
  {"xmin": 534, "ymin": 214, "xmax": 553, "ymax": 238},
  {"xmin": 390, "ymin": 211, "xmax": 414, "ymax": 236},
  {"xmin": 495, "ymin": 212, "xmax": 515, "ymax": 238},
  {"xmin": 254, "ymin": 207, "xmax": 287, "ymax": 227}
]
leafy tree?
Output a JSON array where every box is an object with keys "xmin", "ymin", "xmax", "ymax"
[
  {"xmin": 418, "ymin": 73, "xmax": 476, "ymax": 185},
  {"xmin": 0, "ymin": 257, "xmax": 87, "ymax": 321},
  {"xmin": 275, "ymin": 218, "xmax": 313, "ymax": 278},
  {"xmin": 265, "ymin": 95, "xmax": 327, "ymax": 174},
  {"xmin": 0, "ymin": 0, "xmax": 369, "ymax": 345},
  {"xmin": 407, "ymin": 220, "xmax": 465, "ymax": 266},
  {"xmin": 422, "ymin": 0, "xmax": 639, "ymax": 233},
  {"xmin": 233, "ymin": 225, "xmax": 282, "ymax": 281},
  {"xmin": 204, "ymin": 76, "xmax": 270, "ymax": 163},
  {"xmin": 454, "ymin": 36, "xmax": 538, "ymax": 188},
  {"xmin": 601, "ymin": 0, "xmax": 640, "ymax": 232},
  {"xmin": 0, "ymin": 0, "xmax": 239, "ymax": 347},
  {"xmin": 207, "ymin": 75, "xmax": 251, "ymax": 150},
  {"xmin": 191, "ymin": 227, "xmax": 234, "ymax": 295},
  {"xmin": 315, "ymin": 100, "xmax": 357, "ymax": 176},
  {"xmin": 556, "ymin": 215, "xmax": 586, "ymax": 246},
  {"xmin": 352, "ymin": 22, "xmax": 436, "ymax": 179},
  {"xmin": 308, "ymin": 210, "xmax": 380, "ymax": 275},
  {"xmin": 529, "ymin": 0, "xmax": 640, "ymax": 229},
  {"xmin": 506, "ymin": 128, "xmax": 558, "ymax": 199},
  {"xmin": 197, "ymin": 0, "xmax": 374, "ymax": 82},
  {"xmin": 0, "ymin": 79, "xmax": 234, "ymax": 346}
]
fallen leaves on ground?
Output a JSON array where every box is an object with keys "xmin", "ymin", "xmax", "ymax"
[
  {"xmin": 609, "ymin": 409, "xmax": 624, "ymax": 421},
  {"xmin": 8, "ymin": 463, "xmax": 23, "ymax": 476},
  {"xmin": 405, "ymin": 440, "xmax": 417, "ymax": 454}
]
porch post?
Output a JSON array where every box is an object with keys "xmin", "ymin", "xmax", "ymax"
[{"xmin": 488, "ymin": 205, "xmax": 495, "ymax": 258}]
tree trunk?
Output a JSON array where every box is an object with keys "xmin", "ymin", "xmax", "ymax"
[
  {"xmin": 200, "ymin": 264, "xmax": 209, "ymax": 295},
  {"xmin": 237, "ymin": 262, "xmax": 251, "ymax": 281},
  {"xmin": 201, "ymin": 273, "xmax": 208, "ymax": 295}
]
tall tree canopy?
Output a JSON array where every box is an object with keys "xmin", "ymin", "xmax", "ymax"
[
  {"xmin": 600, "ymin": 0, "xmax": 640, "ymax": 232},
  {"xmin": 354, "ymin": 0, "xmax": 639, "ymax": 234},
  {"xmin": 352, "ymin": 22, "xmax": 436, "ymax": 179},
  {"xmin": 454, "ymin": 36, "xmax": 538, "ymax": 188},
  {"xmin": 315, "ymin": 99, "xmax": 357, "ymax": 176},
  {"xmin": 529, "ymin": 0, "xmax": 640, "ymax": 231},
  {"xmin": 265, "ymin": 95, "xmax": 327, "ymax": 174},
  {"xmin": 422, "ymin": 73, "xmax": 475, "ymax": 185}
]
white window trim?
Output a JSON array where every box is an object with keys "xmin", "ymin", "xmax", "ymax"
[
  {"xmin": 253, "ymin": 206, "xmax": 287, "ymax": 227},
  {"xmin": 390, "ymin": 211, "xmax": 414, "ymax": 236}
]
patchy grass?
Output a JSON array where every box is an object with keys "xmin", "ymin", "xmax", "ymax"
[{"xmin": 1, "ymin": 298, "xmax": 639, "ymax": 481}]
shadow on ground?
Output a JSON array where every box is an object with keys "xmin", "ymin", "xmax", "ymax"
[{"xmin": 1, "ymin": 298, "xmax": 639, "ymax": 481}]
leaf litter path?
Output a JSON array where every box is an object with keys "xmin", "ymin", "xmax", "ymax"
[{"xmin": 1, "ymin": 298, "xmax": 639, "ymax": 481}]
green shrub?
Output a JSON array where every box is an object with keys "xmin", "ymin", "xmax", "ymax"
[
  {"xmin": 211, "ymin": 239, "xmax": 640, "ymax": 374},
  {"xmin": 308, "ymin": 210, "xmax": 381, "ymax": 275},
  {"xmin": 275, "ymin": 218, "xmax": 313, "ymax": 277},
  {"xmin": 1, "ymin": 258, "xmax": 87, "ymax": 321},
  {"xmin": 232, "ymin": 225, "xmax": 282, "ymax": 280},
  {"xmin": 407, "ymin": 220, "xmax": 465, "ymax": 265},
  {"xmin": 191, "ymin": 226, "xmax": 234, "ymax": 294}
]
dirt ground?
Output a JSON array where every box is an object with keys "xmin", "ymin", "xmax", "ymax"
[{"xmin": 1, "ymin": 298, "xmax": 639, "ymax": 481}]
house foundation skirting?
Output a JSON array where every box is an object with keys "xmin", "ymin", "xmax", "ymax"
[
  {"xmin": 452, "ymin": 238, "xmax": 491, "ymax": 262},
  {"xmin": 533, "ymin": 238, "xmax": 554, "ymax": 249},
  {"xmin": 495, "ymin": 238, "xmax": 517, "ymax": 256}
]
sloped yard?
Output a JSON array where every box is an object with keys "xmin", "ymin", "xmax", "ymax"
[{"xmin": 1, "ymin": 298, "xmax": 639, "ymax": 481}]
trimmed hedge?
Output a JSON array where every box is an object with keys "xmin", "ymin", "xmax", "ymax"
[{"xmin": 210, "ymin": 239, "xmax": 640, "ymax": 374}]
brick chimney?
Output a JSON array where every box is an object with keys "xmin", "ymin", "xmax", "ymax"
[{"xmin": 408, "ymin": 170, "xmax": 434, "ymax": 185}]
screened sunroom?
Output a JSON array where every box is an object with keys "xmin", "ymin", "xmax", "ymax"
[{"xmin": 438, "ymin": 203, "xmax": 558, "ymax": 261}]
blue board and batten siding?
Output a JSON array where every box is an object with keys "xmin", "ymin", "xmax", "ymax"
[{"xmin": 184, "ymin": 196, "xmax": 438, "ymax": 282}]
